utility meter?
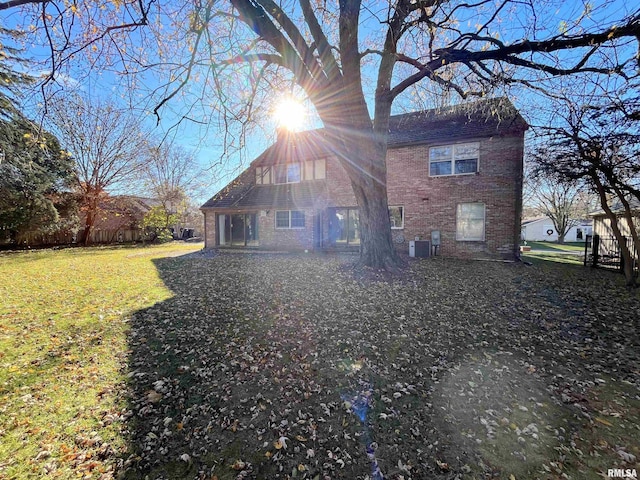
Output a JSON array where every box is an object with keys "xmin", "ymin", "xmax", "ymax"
[{"xmin": 431, "ymin": 230, "xmax": 441, "ymax": 246}]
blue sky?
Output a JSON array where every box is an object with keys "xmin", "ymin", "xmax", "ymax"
[{"xmin": 1, "ymin": 0, "xmax": 637, "ymax": 204}]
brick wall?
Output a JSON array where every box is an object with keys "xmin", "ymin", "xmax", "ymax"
[
  {"xmin": 325, "ymin": 155, "xmax": 357, "ymax": 207},
  {"xmin": 203, "ymin": 208, "xmax": 316, "ymax": 250},
  {"xmin": 203, "ymin": 210, "xmax": 216, "ymax": 248},
  {"xmin": 203, "ymin": 133, "xmax": 524, "ymax": 258},
  {"xmin": 384, "ymin": 134, "xmax": 524, "ymax": 258},
  {"xmin": 257, "ymin": 209, "xmax": 315, "ymax": 250}
]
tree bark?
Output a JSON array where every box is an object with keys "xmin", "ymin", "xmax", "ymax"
[
  {"xmin": 82, "ymin": 192, "xmax": 99, "ymax": 246},
  {"xmin": 315, "ymin": 106, "xmax": 404, "ymax": 270},
  {"xmin": 350, "ymin": 176, "xmax": 402, "ymax": 270},
  {"xmin": 82, "ymin": 211, "xmax": 94, "ymax": 246}
]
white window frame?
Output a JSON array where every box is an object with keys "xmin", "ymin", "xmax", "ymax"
[
  {"xmin": 388, "ymin": 206, "xmax": 404, "ymax": 229},
  {"xmin": 303, "ymin": 161, "xmax": 315, "ymax": 181},
  {"xmin": 429, "ymin": 142, "xmax": 479, "ymax": 177},
  {"xmin": 275, "ymin": 210, "xmax": 306, "ymax": 229},
  {"xmin": 456, "ymin": 203, "xmax": 485, "ymax": 241},
  {"xmin": 274, "ymin": 163, "xmax": 301, "ymax": 184}
]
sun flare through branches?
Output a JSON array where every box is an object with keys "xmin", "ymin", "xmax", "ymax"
[{"xmin": 273, "ymin": 97, "xmax": 306, "ymax": 132}]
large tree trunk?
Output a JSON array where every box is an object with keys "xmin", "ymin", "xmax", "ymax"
[
  {"xmin": 82, "ymin": 210, "xmax": 95, "ymax": 246},
  {"xmin": 82, "ymin": 192, "xmax": 99, "ymax": 246},
  {"xmin": 328, "ymin": 125, "xmax": 404, "ymax": 270},
  {"xmin": 351, "ymin": 179, "xmax": 402, "ymax": 270}
]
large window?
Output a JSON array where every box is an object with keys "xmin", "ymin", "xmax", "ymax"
[
  {"xmin": 275, "ymin": 210, "xmax": 305, "ymax": 229},
  {"xmin": 218, "ymin": 213, "xmax": 259, "ymax": 246},
  {"xmin": 388, "ymin": 206, "xmax": 404, "ymax": 229},
  {"xmin": 329, "ymin": 208, "xmax": 360, "ymax": 245},
  {"xmin": 456, "ymin": 203, "xmax": 485, "ymax": 241},
  {"xmin": 430, "ymin": 142, "xmax": 479, "ymax": 176},
  {"xmin": 273, "ymin": 163, "xmax": 301, "ymax": 184},
  {"xmin": 258, "ymin": 159, "xmax": 325, "ymax": 184}
]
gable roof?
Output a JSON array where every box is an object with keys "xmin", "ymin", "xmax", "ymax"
[
  {"xmin": 87, "ymin": 195, "xmax": 160, "ymax": 230},
  {"xmin": 521, "ymin": 216, "xmax": 592, "ymax": 227},
  {"xmin": 387, "ymin": 96, "xmax": 527, "ymax": 146},
  {"xmin": 201, "ymin": 97, "xmax": 527, "ymax": 210},
  {"xmin": 250, "ymin": 96, "xmax": 527, "ymax": 167}
]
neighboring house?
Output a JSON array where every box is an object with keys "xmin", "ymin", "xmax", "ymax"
[
  {"xmin": 588, "ymin": 198, "xmax": 639, "ymax": 270},
  {"xmin": 201, "ymin": 97, "xmax": 528, "ymax": 259},
  {"xmin": 521, "ymin": 217, "xmax": 592, "ymax": 242},
  {"xmin": 591, "ymin": 197, "xmax": 640, "ymax": 239},
  {"xmin": 82, "ymin": 196, "xmax": 158, "ymax": 243},
  {"xmin": 82, "ymin": 195, "xmax": 203, "ymax": 244}
]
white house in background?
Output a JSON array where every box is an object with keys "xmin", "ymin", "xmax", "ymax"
[{"xmin": 521, "ymin": 216, "xmax": 592, "ymax": 242}]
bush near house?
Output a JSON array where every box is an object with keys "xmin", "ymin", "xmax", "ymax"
[{"xmin": 142, "ymin": 205, "xmax": 178, "ymax": 243}]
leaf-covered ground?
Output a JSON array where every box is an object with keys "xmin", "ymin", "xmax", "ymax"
[
  {"xmin": 1, "ymin": 246, "xmax": 639, "ymax": 479},
  {"xmin": 120, "ymin": 252, "xmax": 639, "ymax": 480}
]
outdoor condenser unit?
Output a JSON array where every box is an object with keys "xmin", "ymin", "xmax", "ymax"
[{"xmin": 409, "ymin": 240, "xmax": 431, "ymax": 258}]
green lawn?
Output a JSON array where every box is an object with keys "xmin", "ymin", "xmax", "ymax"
[
  {"xmin": 0, "ymin": 242, "xmax": 201, "ymax": 479},
  {"xmin": 521, "ymin": 241, "xmax": 587, "ymax": 266},
  {"xmin": 1, "ymin": 245, "xmax": 638, "ymax": 480},
  {"xmin": 522, "ymin": 241, "xmax": 586, "ymax": 252}
]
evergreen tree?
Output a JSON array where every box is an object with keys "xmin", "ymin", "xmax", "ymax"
[{"xmin": 0, "ymin": 117, "xmax": 77, "ymax": 244}]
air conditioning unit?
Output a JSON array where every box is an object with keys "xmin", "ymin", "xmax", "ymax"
[{"xmin": 409, "ymin": 240, "xmax": 431, "ymax": 258}]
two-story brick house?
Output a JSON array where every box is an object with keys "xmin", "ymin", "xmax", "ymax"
[{"xmin": 201, "ymin": 97, "xmax": 528, "ymax": 259}]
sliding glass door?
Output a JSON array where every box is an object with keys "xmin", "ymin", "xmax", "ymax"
[
  {"xmin": 329, "ymin": 208, "xmax": 360, "ymax": 246},
  {"xmin": 218, "ymin": 213, "xmax": 258, "ymax": 246}
]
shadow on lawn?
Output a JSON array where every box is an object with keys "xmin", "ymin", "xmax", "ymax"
[
  {"xmin": 116, "ymin": 254, "xmax": 640, "ymax": 480},
  {"xmin": 119, "ymin": 254, "xmax": 360, "ymax": 480},
  {"xmin": 119, "ymin": 253, "xmax": 426, "ymax": 480}
]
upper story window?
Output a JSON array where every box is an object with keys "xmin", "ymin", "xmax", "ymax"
[
  {"xmin": 256, "ymin": 159, "xmax": 326, "ymax": 185},
  {"xmin": 274, "ymin": 163, "xmax": 301, "ymax": 184},
  {"xmin": 303, "ymin": 158, "xmax": 326, "ymax": 180},
  {"xmin": 429, "ymin": 142, "xmax": 479, "ymax": 176}
]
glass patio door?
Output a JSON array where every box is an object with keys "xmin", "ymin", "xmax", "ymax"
[
  {"xmin": 329, "ymin": 208, "xmax": 360, "ymax": 246},
  {"xmin": 218, "ymin": 213, "xmax": 258, "ymax": 246}
]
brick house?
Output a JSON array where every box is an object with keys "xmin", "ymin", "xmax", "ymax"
[{"xmin": 201, "ymin": 97, "xmax": 528, "ymax": 259}]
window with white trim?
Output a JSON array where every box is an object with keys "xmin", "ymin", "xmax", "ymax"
[
  {"xmin": 314, "ymin": 158, "xmax": 326, "ymax": 179},
  {"xmin": 274, "ymin": 163, "xmax": 301, "ymax": 184},
  {"xmin": 303, "ymin": 161, "xmax": 314, "ymax": 181},
  {"xmin": 388, "ymin": 206, "xmax": 404, "ymax": 229},
  {"xmin": 430, "ymin": 142, "xmax": 479, "ymax": 176},
  {"xmin": 275, "ymin": 210, "xmax": 305, "ymax": 229},
  {"xmin": 456, "ymin": 203, "xmax": 485, "ymax": 241}
]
